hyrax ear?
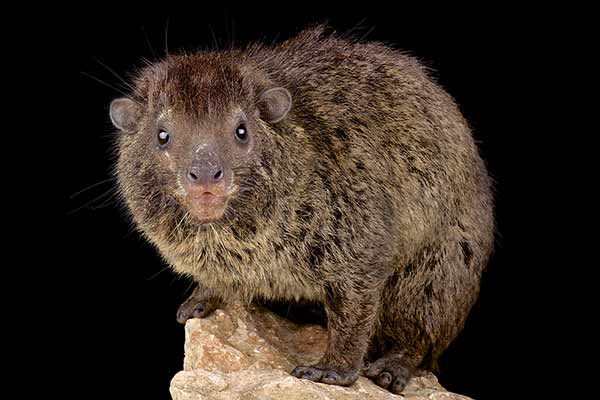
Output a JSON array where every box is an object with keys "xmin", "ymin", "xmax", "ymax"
[
  {"xmin": 258, "ymin": 87, "xmax": 292, "ymax": 123},
  {"xmin": 109, "ymin": 98, "xmax": 141, "ymax": 133}
]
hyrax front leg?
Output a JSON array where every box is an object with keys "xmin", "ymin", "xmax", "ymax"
[
  {"xmin": 176, "ymin": 283, "xmax": 222, "ymax": 324},
  {"xmin": 291, "ymin": 284, "xmax": 379, "ymax": 386}
]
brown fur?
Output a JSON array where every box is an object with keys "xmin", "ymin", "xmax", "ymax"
[{"xmin": 112, "ymin": 26, "xmax": 494, "ymax": 394}]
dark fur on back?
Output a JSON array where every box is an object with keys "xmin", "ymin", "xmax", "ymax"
[{"xmin": 114, "ymin": 25, "xmax": 494, "ymax": 392}]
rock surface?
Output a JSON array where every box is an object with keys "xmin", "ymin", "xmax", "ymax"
[{"xmin": 170, "ymin": 302, "xmax": 472, "ymax": 399}]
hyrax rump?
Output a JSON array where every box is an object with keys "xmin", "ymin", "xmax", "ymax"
[{"xmin": 110, "ymin": 26, "xmax": 494, "ymax": 394}]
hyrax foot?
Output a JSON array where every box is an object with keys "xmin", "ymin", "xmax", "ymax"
[
  {"xmin": 291, "ymin": 364, "xmax": 359, "ymax": 386},
  {"xmin": 176, "ymin": 285, "xmax": 221, "ymax": 324},
  {"xmin": 362, "ymin": 353, "xmax": 414, "ymax": 394}
]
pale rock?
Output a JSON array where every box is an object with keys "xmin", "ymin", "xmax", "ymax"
[{"xmin": 170, "ymin": 302, "xmax": 472, "ymax": 400}]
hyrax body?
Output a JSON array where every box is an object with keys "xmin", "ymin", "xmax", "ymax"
[{"xmin": 110, "ymin": 26, "xmax": 494, "ymax": 394}]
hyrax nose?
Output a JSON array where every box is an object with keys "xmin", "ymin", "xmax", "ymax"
[
  {"xmin": 186, "ymin": 164, "xmax": 224, "ymax": 185},
  {"xmin": 185, "ymin": 145, "xmax": 226, "ymax": 187}
]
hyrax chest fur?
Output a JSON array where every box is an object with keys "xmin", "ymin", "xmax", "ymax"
[{"xmin": 110, "ymin": 26, "xmax": 494, "ymax": 394}]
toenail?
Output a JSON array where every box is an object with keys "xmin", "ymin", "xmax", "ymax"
[
  {"xmin": 323, "ymin": 371, "xmax": 338, "ymax": 381},
  {"xmin": 391, "ymin": 377, "xmax": 407, "ymax": 393},
  {"xmin": 377, "ymin": 371, "xmax": 392, "ymax": 387}
]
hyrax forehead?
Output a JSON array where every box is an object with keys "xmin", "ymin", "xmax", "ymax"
[
  {"xmin": 110, "ymin": 52, "xmax": 291, "ymax": 138},
  {"xmin": 136, "ymin": 53, "xmax": 257, "ymax": 125}
]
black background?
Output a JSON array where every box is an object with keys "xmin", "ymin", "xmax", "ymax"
[{"xmin": 26, "ymin": 5, "xmax": 560, "ymax": 400}]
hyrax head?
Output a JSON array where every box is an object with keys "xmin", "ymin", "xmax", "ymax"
[{"xmin": 110, "ymin": 53, "xmax": 292, "ymax": 232}]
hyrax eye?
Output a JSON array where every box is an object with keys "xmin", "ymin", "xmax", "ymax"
[
  {"xmin": 157, "ymin": 130, "xmax": 170, "ymax": 147},
  {"xmin": 234, "ymin": 124, "xmax": 248, "ymax": 143}
]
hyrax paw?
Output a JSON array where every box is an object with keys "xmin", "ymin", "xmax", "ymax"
[
  {"xmin": 362, "ymin": 356, "xmax": 412, "ymax": 394},
  {"xmin": 291, "ymin": 365, "xmax": 359, "ymax": 386},
  {"xmin": 176, "ymin": 297, "xmax": 220, "ymax": 324}
]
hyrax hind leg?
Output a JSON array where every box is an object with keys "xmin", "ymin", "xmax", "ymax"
[
  {"xmin": 362, "ymin": 314, "xmax": 424, "ymax": 394},
  {"xmin": 176, "ymin": 283, "xmax": 223, "ymax": 324},
  {"xmin": 362, "ymin": 348, "xmax": 419, "ymax": 394},
  {"xmin": 363, "ymin": 239, "xmax": 484, "ymax": 394}
]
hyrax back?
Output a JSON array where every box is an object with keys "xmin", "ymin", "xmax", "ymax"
[{"xmin": 111, "ymin": 26, "xmax": 494, "ymax": 394}]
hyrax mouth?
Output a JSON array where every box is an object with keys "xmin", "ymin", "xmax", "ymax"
[
  {"xmin": 185, "ymin": 191, "xmax": 228, "ymax": 222},
  {"xmin": 181, "ymin": 183, "xmax": 238, "ymax": 224}
]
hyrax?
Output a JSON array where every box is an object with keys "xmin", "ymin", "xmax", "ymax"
[{"xmin": 110, "ymin": 26, "xmax": 494, "ymax": 394}]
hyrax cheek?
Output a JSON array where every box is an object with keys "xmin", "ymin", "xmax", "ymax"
[{"xmin": 159, "ymin": 151, "xmax": 178, "ymax": 172}]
